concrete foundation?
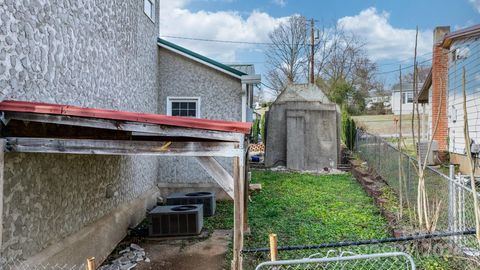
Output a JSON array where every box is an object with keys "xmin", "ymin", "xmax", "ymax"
[{"xmin": 450, "ymin": 153, "xmax": 480, "ymax": 176}]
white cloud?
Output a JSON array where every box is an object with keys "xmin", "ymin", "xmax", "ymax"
[
  {"xmin": 159, "ymin": 0, "xmax": 288, "ymax": 62},
  {"xmin": 272, "ymin": 0, "xmax": 287, "ymax": 7},
  {"xmin": 337, "ymin": 7, "xmax": 432, "ymax": 61},
  {"xmin": 470, "ymin": 0, "xmax": 480, "ymax": 13}
]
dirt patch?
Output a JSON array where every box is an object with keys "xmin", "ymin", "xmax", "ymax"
[{"xmin": 134, "ymin": 230, "xmax": 231, "ymax": 270}]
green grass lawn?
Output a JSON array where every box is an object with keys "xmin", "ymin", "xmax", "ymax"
[{"xmin": 204, "ymin": 170, "xmax": 390, "ymax": 248}]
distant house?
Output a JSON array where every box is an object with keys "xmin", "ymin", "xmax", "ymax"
[
  {"xmin": 366, "ymin": 95, "xmax": 391, "ymax": 110},
  {"xmin": 391, "ymin": 88, "xmax": 416, "ymax": 115},
  {"xmin": 418, "ymin": 24, "xmax": 480, "ymax": 173}
]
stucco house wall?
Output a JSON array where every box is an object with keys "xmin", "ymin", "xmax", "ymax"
[
  {"xmin": 0, "ymin": 0, "xmax": 160, "ymax": 264},
  {"xmin": 157, "ymin": 48, "xmax": 242, "ymax": 190}
]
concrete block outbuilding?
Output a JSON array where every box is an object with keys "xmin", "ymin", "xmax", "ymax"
[{"xmin": 265, "ymin": 84, "xmax": 341, "ymax": 170}]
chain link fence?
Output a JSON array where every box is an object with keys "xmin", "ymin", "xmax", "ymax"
[
  {"xmin": 241, "ymin": 130, "xmax": 480, "ymax": 269},
  {"xmin": 242, "ymin": 231, "xmax": 480, "ymax": 270},
  {"xmin": 254, "ymin": 252, "xmax": 416, "ymax": 270},
  {"xmin": 355, "ymin": 129, "xmax": 480, "ymax": 235},
  {"xmin": 0, "ymin": 259, "xmax": 84, "ymax": 270}
]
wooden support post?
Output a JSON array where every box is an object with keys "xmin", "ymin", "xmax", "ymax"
[
  {"xmin": 86, "ymin": 257, "xmax": 96, "ymax": 270},
  {"xmin": 269, "ymin": 234, "xmax": 278, "ymax": 261},
  {"xmin": 195, "ymin": 157, "xmax": 234, "ymax": 199},
  {"xmin": 0, "ymin": 139, "xmax": 5, "ymax": 252},
  {"xmin": 232, "ymin": 156, "xmax": 245, "ymax": 270},
  {"xmin": 243, "ymin": 150, "xmax": 250, "ymax": 233},
  {"xmin": 243, "ymin": 171, "xmax": 249, "ymax": 233}
]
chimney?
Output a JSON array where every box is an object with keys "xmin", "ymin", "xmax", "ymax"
[{"xmin": 431, "ymin": 26, "xmax": 450, "ymax": 151}]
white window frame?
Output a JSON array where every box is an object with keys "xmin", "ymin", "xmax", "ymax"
[
  {"xmin": 402, "ymin": 92, "xmax": 413, "ymax": 104},
  {"xmin": 144, "ymin": 0, "xmax": 155, "ymax": 23},
  {"xmin": 167, "ymin": 97, "xmax": 201, "ymax": 118}
]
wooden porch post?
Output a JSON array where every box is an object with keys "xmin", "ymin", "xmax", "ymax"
[
  {"xmin": 232, "ymin": 156, "xmax": 245, "ymax": 270},
  {"xmin": 244, "ymin": 151, "xmax": 249, "ymax": 232},
  {"xmin": 0, "ymin": 139, "xmax": 5, "ymax": 252}
]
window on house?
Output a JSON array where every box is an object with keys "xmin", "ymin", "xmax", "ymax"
[
  {"xmin": 144, "ymin": 0, "xmax": 154, "ymax": 22},
  {"xmin": 402, "ymin": 92, "xmax": 413, "ymax": 104},
  {"xmin": 167, "ymin": 97, "xmax": 200, "ymax": 118}
]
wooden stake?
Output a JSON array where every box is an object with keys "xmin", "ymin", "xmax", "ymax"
[
  {"xmin": 86, "ymin": 257, "xmax": 96, "ymax": 270},
  {"xmin": 269, "ymin": 234, "xmax": 278, "ymax": 261},
  {"xmin": 232, "ymin": 156, "xmax": 245, "ymax": 270}
]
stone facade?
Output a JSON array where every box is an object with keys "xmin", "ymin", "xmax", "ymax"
[
  {"xmin": 0, "ymin": 0, "xmax": 161, "ymax": 261},
  {"xmin": 157, "ymin": 48, "xmax": 242, "ymax": 184}
]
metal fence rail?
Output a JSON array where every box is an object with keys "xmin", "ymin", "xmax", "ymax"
[{"xmin": 255, "ymin": 252, "xmax": 416, "ymax": 270}]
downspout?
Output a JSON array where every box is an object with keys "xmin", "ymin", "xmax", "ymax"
[{"xmin": 241, "ymin": 83, "xmax": 247, "ymax": 122}]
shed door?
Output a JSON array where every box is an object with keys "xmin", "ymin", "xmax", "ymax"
[
  {"xmin": 286, "ymin": 111, "xmax": 305, "ymax": 170},
  {"xmin": 287, "ymin": 109, "xmax": 337, "ymax": 171}
]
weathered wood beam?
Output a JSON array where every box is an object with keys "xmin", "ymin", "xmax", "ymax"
[
  {"xmin": 2, "ymin": 112, "xmax": 243, "ymax": 142},
  {"xmin": 195, "ymin": 157, "xmax": 234, "ymax": 199},
  {"xmin": 5, "ymin": 137, "xmax": 243, "ymax": 157},
  {"xmin": 232, "ymin": 156, "xmax": 245, "ymax": 270},
  {"xmin": 0, "ymin": 140, "xmax": 5, "ymax": 251}
]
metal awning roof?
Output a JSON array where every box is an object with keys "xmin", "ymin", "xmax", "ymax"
[{"xmin": 0, "ymin": 100, "xmax": 251, "ymax": 134}]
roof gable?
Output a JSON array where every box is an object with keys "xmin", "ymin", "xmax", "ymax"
[
  {"xmin": 274, "ymin": 83, "xmax": 332, "ymax": 104},
  {"xmin": 158, "ymin": 38, "xmax": 247, "ymax": 78}
]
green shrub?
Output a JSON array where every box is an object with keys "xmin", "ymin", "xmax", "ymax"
[
  {"xmin": 260, "ymin": 114, "xmax": 266, "ymax": 144},
  {"xmin": 251, "ymin": 118, "xmax": 260, "ymax": 144},
  {"xmin": 342, "ymin": 106, "xmax": 357, "ymax": 151}
]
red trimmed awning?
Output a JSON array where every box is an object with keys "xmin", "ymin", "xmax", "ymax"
[{"xmin": 0, "ymin": 100, "xmax": 251, "ymax": 134}]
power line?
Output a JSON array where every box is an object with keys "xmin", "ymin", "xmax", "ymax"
[
  {"xmin": 372, "ymin": 58, "xmax": 432, "ymax": 76},
  {"xmin": 260, "ymin": 82, "xmax": 278, "ymax": 91},
  {"xmin": 160, "ymin": 35, "xmax": 275, "ymax": 45}
]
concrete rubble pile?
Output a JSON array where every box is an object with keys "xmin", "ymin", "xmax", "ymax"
[{"xmin": 99, "ymin": 243, "xmax": 150, "ymax": 270}]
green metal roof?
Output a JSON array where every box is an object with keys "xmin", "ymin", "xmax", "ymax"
[{"xmin": 158, "ymin": 38, "xmax": 247, "ymax": 77}]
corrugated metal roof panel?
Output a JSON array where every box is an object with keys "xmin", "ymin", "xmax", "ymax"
[{"xmin": 0, "ymin": 100, "xmax": 251, "ymax": 134}]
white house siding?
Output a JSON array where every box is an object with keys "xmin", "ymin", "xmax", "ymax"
[
  {"xmin": 157, "ymin": 48, "xmax": 242, "ymax": 184},
  {"xmin": 0, "ymin": 0, "xmax": 160, "ymax": 261},
  {"xmin": 447, "ymin": 37, "xmax": 480, "ymax": 155}
]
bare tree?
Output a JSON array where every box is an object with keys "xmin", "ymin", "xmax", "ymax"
[{"xmin": 265, "ymin": 16, "xmax": 308, "ymax": 94}]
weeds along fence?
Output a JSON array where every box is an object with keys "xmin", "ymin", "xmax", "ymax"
[{"xmin": 355, "ymin": 130, "xmax": 480, "ymax": 239}]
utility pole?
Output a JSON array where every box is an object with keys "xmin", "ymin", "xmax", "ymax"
[{"xmin": 310, "ymin": 18, "xmax": 314, "ymax": 84}]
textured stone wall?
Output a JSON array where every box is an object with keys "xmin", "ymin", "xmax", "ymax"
[
  {"xmin": 158, "ymin": 48, "xmax": 242, "ymax": 183},
  {"xmin": 0, "ymin": 0, "xmax": 160, "ymax": 260},
  {"xmin": 3, "ymin": 154, "xmax": 158, "ymax": 260}
]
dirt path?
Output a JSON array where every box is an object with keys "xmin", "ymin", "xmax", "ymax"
[{"xmin": 135, "ymin": 230, "xmax": 231, "ymax": 270}]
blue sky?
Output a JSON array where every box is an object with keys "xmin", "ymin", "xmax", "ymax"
[{"xmin": 159, "ymin": 0, "xmax": 480, "ymax": 95}]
